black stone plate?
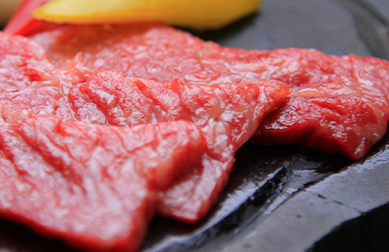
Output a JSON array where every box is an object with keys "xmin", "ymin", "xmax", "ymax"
[{"xmin": 1, "ymin": 0, "xmax": 389, "ymax": 251}]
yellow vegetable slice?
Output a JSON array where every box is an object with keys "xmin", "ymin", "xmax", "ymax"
[{"xmin": 32, "ymin": 0, "xmax": 262, "ymax": 30}]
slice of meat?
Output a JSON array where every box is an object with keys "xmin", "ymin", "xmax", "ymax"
[
  {"xmin": 250, "ymin": 51, "xmax": 389, "ymax": 159},
  {"xmin": 0, "ymin": 115, "xmax": 205, "ymax": 252},
  {"xmin": 28, "ymin": 24, "xmax": 389, "ymax": 159},
  {"xmin": 1, "ymin": 32, "xmax": 290, "ymax": 222},
  {"xmin": 252, "ymin": 96, "xmax": 387, "ymax": 160},
  {"xmin": 66, "ymin": 71, "xmax": 290, "ymax": 222}
]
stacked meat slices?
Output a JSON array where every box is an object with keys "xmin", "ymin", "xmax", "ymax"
[
  {"xmin": 67, "ymin": 71, "xmax": 289, "ymax": 222},
  {"xmin": 2, "ymin": 21, "xmax": 389, "ymax": 252},
  {"xmin": 29, "ymin": 23, "xmax": 389, "ymax": 160},
  {"xmin": 0, "ymin": 116, "xmax": 205, "ymax": 252},
  {"xmin": 0, "ymin": 32, "xmax": 289, "ymax": 251}
]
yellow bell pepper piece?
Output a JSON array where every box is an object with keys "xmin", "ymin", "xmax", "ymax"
[{"xmin": 32, "ymin": 0, "xmax": 261, "ymax": 30}]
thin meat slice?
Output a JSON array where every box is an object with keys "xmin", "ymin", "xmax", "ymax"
[
  {"xmin": 1, "ymin": 33, "xmax": 290, "ymax": 222},
  {"xmin": 0, "ymin": 115, "xmax": 205, "ymax": 252},
  {"xmin": 67, "ymin": 71, "xmax": 290, "ymax": 222},
  {"xmin": 251, "ymin": 51, "xmax": 389, "ymax": 159},
  {"xmin": 29, "ymin": 24, "xmax": 389, "ymax": 159},
  {"xmin": 253, "ymin": 96, "xmax": 387, "ymax": 160}
]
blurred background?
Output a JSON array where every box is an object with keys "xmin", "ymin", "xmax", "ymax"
[
  {"xmin": 1, "ymin": 0, "xmax": 389, "ymax": 27},
  {"xmin": 0, "ymin": 0, "xmax": 22, "ymax": 26}
]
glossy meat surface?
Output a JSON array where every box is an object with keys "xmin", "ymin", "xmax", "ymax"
[
  {"xmin": 67, "ymin": 71, "xmax": 289, "ymax": 221},
  {"xmin": 0, "ymin": 32, "xmax": 57, "ymax": 117},
  {"xmin": 253, "ymin": 96, "xmax": 387, "ymax": 159},
  {"xmin": 251, "ymin": 50, "xmax": 389, "ymax": 159},
  {"xmin": 0, "ymin": 32, "xmax": 209, "ymax": 251},
  {"xmin": 29, "ymin": 24, "xmax": 389, "ymax": 159},
  {"xmin": 0, "ymin": 115, "xmax": 205, "ymax": 252},
  {"xmin": 0, "ymin": 31, "xmax": 289, "ymax": 225}
]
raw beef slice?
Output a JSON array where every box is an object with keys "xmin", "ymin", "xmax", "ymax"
[
  {"xmin": 0, "ymin": 115, "xmax": 206, "ymax": 252},
  {"xmin": 0, "ymin": 32, "xmax": 290, "ymax": 223},
  {"xmin": 67, "ymin": 71, "xmax": 290, "ymax": 222},
  {"xmin": 250, "ymin": 50, "xmax": 389, "ymax": 160},
  {"xmin": 29, "ymin": 24, "xmax": 389, "ymax": 159}
]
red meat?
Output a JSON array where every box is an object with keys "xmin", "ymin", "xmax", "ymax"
[
  {"xmin": 0, "ymin": 32, "xmax": 57, "ymax": 118},
  {"xmin": 248, "ymin": 50, "xmax": 389, "ymax": 159},
  {"xmin": 0, "ymin": 115, "xmax": 206, "ymax": 252},
  {"xmin": 253, "ymin": 96, "xmax": 387, "ymax": 159},
  {"xmin": 28, "ymin": 24, "xmax": 389, "ymax": 159},
  {"xmin": 0, "ymin": 32, "xmax": 290, "ymax": 224},
  {"xmin": 67, "ymin": 71, "xmax": 289, "ymax": 222},
  {"xmin": 0, "ymin": 32, "xmax": 211, "ymax": 251},
  {"xmin": 0, "ymin": 32, "xmax": 93, "ymax": 121}
]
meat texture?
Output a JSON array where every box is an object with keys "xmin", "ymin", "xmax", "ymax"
[
  {"xmin": 251, "ymin": 50, "xmax": 389, "ymax": 160},
  {"xmin": 0, "ymin": 31, "xmax": 290, "ymax": 224},
  {"xmin": 0, "ymin": 32, "xmax": 92, "ymax": 122},
  {"xmin": 0, "ymin": 32, "xmax": 211, "ymax": 251},
  {"xmin": 29, "ymin": 23, "xmax": 389, "ymax": 159},
  {"xmin": 0, "ymin": 32, "xmax": 57, "ymax": 118},
  {"xmin": 0, "ymin": 115, "xmax": 205, "ymax": 252},
  {"xmin": 67, "ymin": 71, "xmax": 289, "ymax": 222}
]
